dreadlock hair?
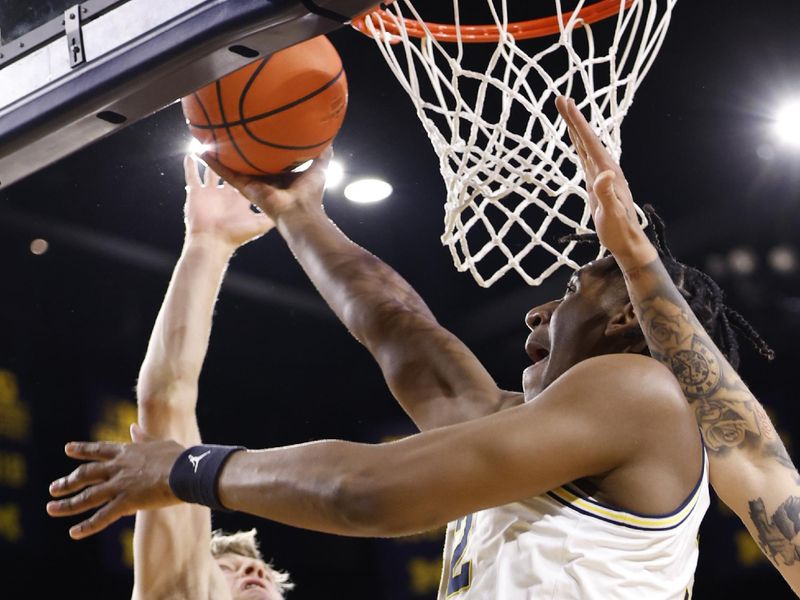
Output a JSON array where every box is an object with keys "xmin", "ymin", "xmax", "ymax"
[{"xmin": 560, "ymin": 205, "xmax": 774, "ymax": 370}]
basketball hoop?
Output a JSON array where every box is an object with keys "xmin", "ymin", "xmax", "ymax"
[{"xmin": 353, "ymin": 0, "xmax": 677, "ymax": 287}]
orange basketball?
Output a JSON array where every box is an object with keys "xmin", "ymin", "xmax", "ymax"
[{"xmin": 182, "ymin": 35, "xmax": 347, "ymax": 174}]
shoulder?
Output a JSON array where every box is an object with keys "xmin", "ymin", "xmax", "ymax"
[
  {"xmin": 551, "ymin": 354, "xmax": 693, "ymax": 429},
  {"xmin": 567, "ymin": 354, "xmax": 684, "ymax": 401}
]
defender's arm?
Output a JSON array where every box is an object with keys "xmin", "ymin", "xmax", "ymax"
[
  {"xmin": 131, "ymin": 157, "xmax": 272, "ymax": 599},
  {"xmin": 131, "ymin": 237, "xmax": 228, "ymax": 600}
]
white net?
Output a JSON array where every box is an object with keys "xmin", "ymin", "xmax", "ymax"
[{"xmin": 358, "ymin": 0, "xmax": 677, "ymax": 286}]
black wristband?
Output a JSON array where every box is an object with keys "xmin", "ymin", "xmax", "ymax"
[{"xmin": 168, "ymin": 444, "xmax": 245, "ymax": 512}]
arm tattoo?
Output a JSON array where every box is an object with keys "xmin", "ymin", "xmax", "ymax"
[
  {"xmin": 749, "ymin": 496, "xmax": 800, "ymax": 566},
  {"xmin": 631, "ymin": 261, "xmax": 797, "ymax": 470}
]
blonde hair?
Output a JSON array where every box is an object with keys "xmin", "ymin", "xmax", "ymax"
[{"xmin": 210, "ymin": 529, "xmax": 294, "ymax": 593}]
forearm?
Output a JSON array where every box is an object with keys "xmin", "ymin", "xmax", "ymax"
[
  {"xmin": 275, "ymin": 203, "xmax": 504, "ymax": 427},
  {"xmin": 623, "ymin": 258, "xmax": 800, "ymax": 592},
  {"xmin": 137, "ymin": 236, "xmax": 233, "ymax": 410},
  {"xmin": 623, "ymin": 259, "xmax": 791, "ymax": 467},
  {"xmin": 276, "ymin": 202, "xmax": 436, "ymax": 344},
  {"xmin": 216, "ymin": 417, "xmax": 522, "ymax": 538},
  {"xmin": 216, "ymin": 439, "xmax": 446, "ymax": 538},
  {"xmin": 738, "ymin": 473, "xmax": 800, "ymax": 595}
]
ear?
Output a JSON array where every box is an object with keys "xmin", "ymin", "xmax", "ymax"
[{"xmin": 605, "ymin": 301, "xmax": 641, "ymax": 339}]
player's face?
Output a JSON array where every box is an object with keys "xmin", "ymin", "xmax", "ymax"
[
  {"xmin": 523, "ymin": 257, "xmax": 631, "ymax": 400},
  {"xmin": 216, "ymin": 553, "xmax": 285, "ymax": 600}
]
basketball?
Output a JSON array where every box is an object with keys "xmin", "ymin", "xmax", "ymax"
[{"xmin": 181, "ymin": 35, "xmax": 347, "ymax": 174}]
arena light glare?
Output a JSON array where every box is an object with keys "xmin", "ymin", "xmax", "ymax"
[
  {"xmin": 774, "ymin": 101, "xmax": 800, "ymax": 147},
  {"xmin": 344, "ymin": 178, "xmax": 393, "ymax": 204},
  {"xmin": 728, "ymin": 248, "xmax": 757, "ymax": 275},
  {"xmin": 325, "ymin": 160, "xmax": 344, "ymax": 189},
  {"xmin": 30, "ymin": 238, "xmax": 49, "ymax": 255},
  {"xmin": 187, "ymin": 138, "xmax": 212, "ymax": 155},
  {"xmin": 768, "ymin": 245, "xmax": 797, "ymax": 274}
]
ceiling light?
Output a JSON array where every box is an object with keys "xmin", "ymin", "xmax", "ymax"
[
  {"xmin": 767, "ymin": 245, "xmax": 797, "ymax": 273},
  {"xmin": 344, "ymin": 178, "xmax": 393, "ymax": 204},
  {"xmin": 774, "ymin": 100, "xmax": 800, "ymax": 147},
  {"xmin": 30, "ymin": 238, "xmax": 49, "ymax": 255},
  {"xmin": 728, "ymin": 248, "xmax": 757, "ymax": 275}
]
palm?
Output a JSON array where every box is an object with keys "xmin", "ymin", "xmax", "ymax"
[
  {"xmin": 587, "ymin": 170, "xmax": 638, "ymax": 256},
  {"xmin": 183, "ymin": 156, "xmax": 274, "ymax": 248}
]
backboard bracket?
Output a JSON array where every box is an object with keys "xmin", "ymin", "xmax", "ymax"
[{"xmin": 65, "ymin": 5, "xmax": 86, "ymax": 67}]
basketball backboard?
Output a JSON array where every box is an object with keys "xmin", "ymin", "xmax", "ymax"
[{"xmin": 0, "ymin": 0, "xmax": 379, "ymax": 191}]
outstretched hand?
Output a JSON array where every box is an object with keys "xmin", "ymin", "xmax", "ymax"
[
  {"xmin": 555, "ymin": 97, "xmax": 658, "ymax": 271},
  {"xmin": 200, "ymin": 148, "xmax": 332, "ymax": 222},
  {"xmin": 47, "ymin": 424, "xmax": 184, "ymax": 540},
  {"xmin": 183, "ymin": 155, "xmax": 274, "ymax": 249}
]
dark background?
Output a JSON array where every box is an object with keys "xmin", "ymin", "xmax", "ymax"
[{"xmin": 1, "ymin": 0, "xmax": 799, "ymax": 598}]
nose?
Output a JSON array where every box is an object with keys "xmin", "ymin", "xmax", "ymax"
[
  {"xmin": 525, "ymin": 300, "xmax": 560, "ymax": 330},
  {"xmin": 241, "ymin": 559, "xmax": 266, "ymax": 580}
]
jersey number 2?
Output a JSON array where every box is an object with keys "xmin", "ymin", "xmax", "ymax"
[{"xmin": 447, "ymin": 514, "xmax": 474, "ymax": 596}]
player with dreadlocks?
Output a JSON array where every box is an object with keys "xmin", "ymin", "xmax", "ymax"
[
  {"xmin": 557, "ymin": 96, "xmax": 800, "ymax": 596},
  {"xmin": 48, "ymin": 97, "xmax": 797, "ymax": 599},
  {"xmin": 50, "ymin": 158, "xmax": 719, "ymax": 598},
  {"xmin": 561, "ymin": 203, "xmax": 773, "ymax": 369}
]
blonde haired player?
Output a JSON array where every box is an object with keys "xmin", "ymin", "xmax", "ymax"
[{"xmin": 77, "ymin": 156, "xmax": 291, "ymax": 599}]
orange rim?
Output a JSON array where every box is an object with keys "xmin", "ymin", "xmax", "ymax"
[{"xmin": 352, "ymin": 0, "xmax": 635, "ymax": 43}]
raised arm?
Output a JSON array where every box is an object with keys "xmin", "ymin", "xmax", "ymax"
[
  {"xmin": 201, "ymin": 152, "xmax": 515, "ymax": 431},
  {"xmin": 129, "ymin": 157, "xmax": 272, "ymax": 599},
  {"xmin": 556, "ymin": 97, "xmax": 800, "ymax": 594}
]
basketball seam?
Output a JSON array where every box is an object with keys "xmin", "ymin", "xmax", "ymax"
[
  {"xmin": 238, "ymin": 57, "xmax": 339, "ymax": 151},
  {"xmin": 191, "ymin": 92, "xmax": 220, "ymax": 162},
  {"xmin": 188, "ymin": 67, "xmax": 345, "ymax": 130},
  {"xmin": 215, "ymin": 74, "xmax": 272, "ymax": 175}
]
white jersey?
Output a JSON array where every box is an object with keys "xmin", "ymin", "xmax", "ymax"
[{"xmin": 438, "ymin": 446, "xmax": 709, "ymax": 600}]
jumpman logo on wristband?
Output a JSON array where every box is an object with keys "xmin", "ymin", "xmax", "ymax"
[{"xmin": 188, "ymin": 450, "xmax": 211, "ymax": 473}]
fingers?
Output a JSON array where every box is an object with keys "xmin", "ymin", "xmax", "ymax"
[
  {"xmin": 294, "ymin": 147, "xmax": 333, "ymax": 195},
  {"xmin": 183, "ymin": 155, "xmax": 202, "ymax": 189},
  {"xmin": 555, "ymin": 95, "xmax": 569, "ymax": 116},
  {"xmin": 47, "ymin": 480, "xmax": 116, "ymax": 518},
  {"xmin": 318, "ymin": 146, "xmax": 334, "ymax": 164},
  {"xmin": 564, "ymin": 99, "xmax": 613, "ymax": 167},
  {"xmin": 68, "ymin": 498, "xmax": 130, "ymax": 540},
  {"xmin": 49, "ymin": 461, "xmax": 110, "ymax": 498},
  {"xmin": 557, "ymin": 97, "xmax": 596, "ymax": 180},
  {"xmin": 64, "ymin": 441, "xmax": 122, "ymax": 461},
  {"xmin": 200, "ymin": 154, "xmax": 246, "ymax": 191},
  {"xmin": 203, "ymin": 160, "xmax": 219, "ymax": 187}
]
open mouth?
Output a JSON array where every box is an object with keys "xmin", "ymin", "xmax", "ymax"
[
  {"xmin": 240, "ymin": 579, "xmax": 267, "ymax": 592},
  {"xmin": 525, "ymin": 337, "xmax": 550, "ymax": 365}
]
